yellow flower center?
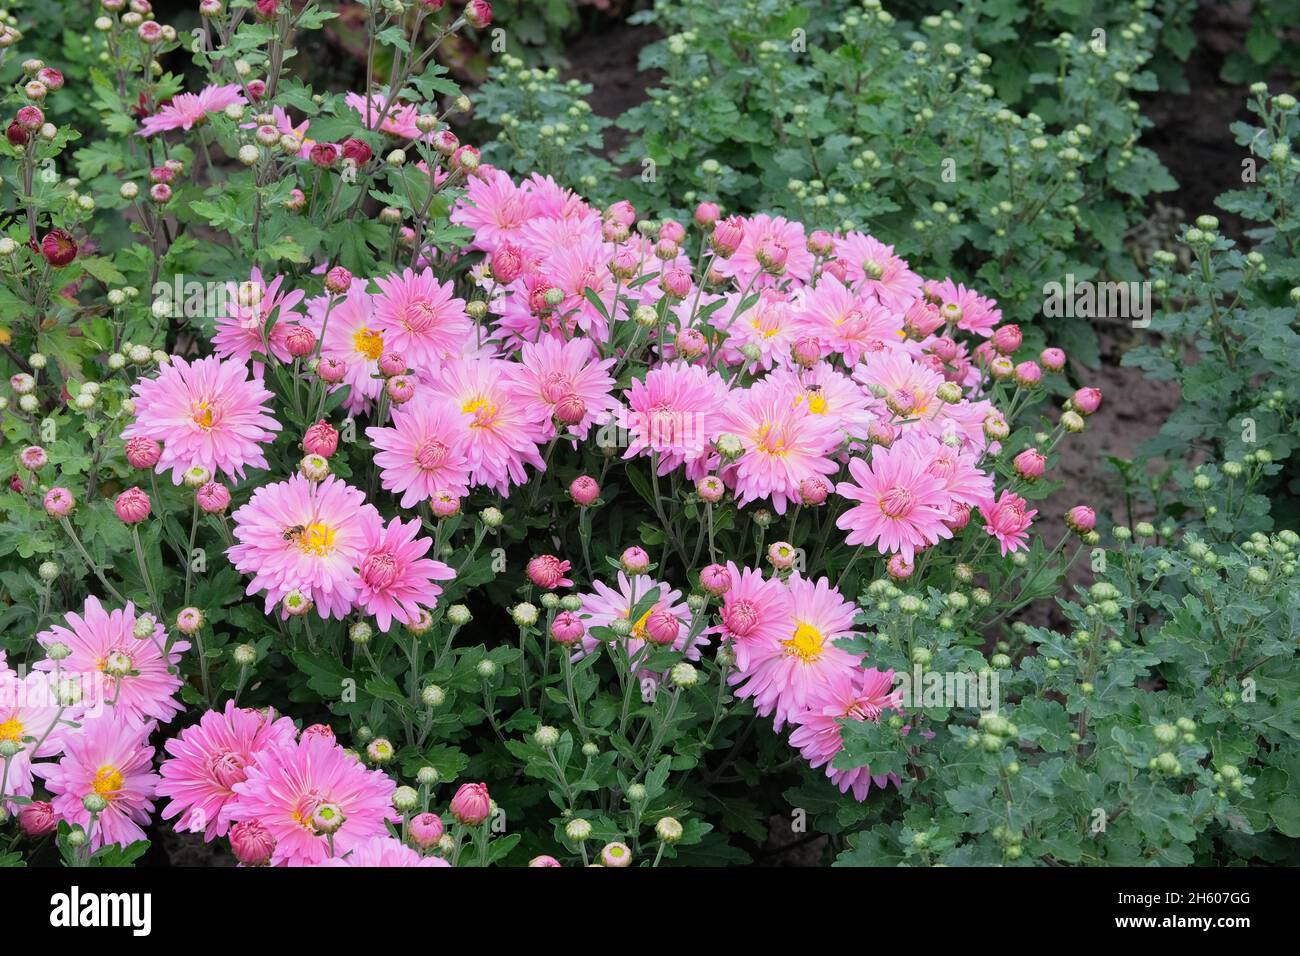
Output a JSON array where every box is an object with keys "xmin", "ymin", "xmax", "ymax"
[
  {"xmin": 795, "ymin": 392, "xmax": 828, "ymax": 415},
  {"xmin": 0, "ymin": 717, "xmax": 23, "ymax": 743},
  {"xmin": 461, "ymin": 396, "xmax": 497, "ymax": 428},
  {"xmin": 191, "ymin": 400, "xmax": 216, "ymax": 430},
  {"xmin": 299, "ymin": 522, "xmax": 336, "ymax": 556},
  {"xmin": 92, "ymin": 765, "xmax": 124, "ymax": 799},
  {"xmin": 353, "ymin": 326, "xmax": 384, "ymax": 361},
  {"xmin": 783, "ymin": 622, "xmax": 825, "ymax": 662},
  {"xmin": 623, "ymin": 607, "xmax": 653, "ymax": 640},
  {"xmin": 755, "ymin": 422, "xmax": 788, "ymax": 456}
]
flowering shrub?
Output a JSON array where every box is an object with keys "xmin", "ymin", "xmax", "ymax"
[{"xmin": 0, "ymin": 1, "xmax": 1296, "ymax": 871}]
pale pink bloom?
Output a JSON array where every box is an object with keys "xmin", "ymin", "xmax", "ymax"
[
  {"xmin": 425, "ymin": 357, "xmax": 549, "ymax": 495},
  {"xmin": 139, "ymin": 83, "xmax": 245, "ymax": 136},
  {"xmin": 717, "ymin": 380, "xmax": 841, "ymax": 514},
  {"xmin": 212, "ymin": 268, "xmax": 306, "ymax": 366},
  {"xmin": 853, "ymin": 349, "xmax": 947, "ymax": 427},
  {"xmin": 913, "ymin": 435, "xmax": 994, "ymax": 510},
  {"xmin": 980, "ymin": 490, "xmax": 1036, "ymax": 556},
  {"xmin": 36, "ymin": 597, "xmax": 188, "ymax": 724},
  {"xmin": 366, "ymin": 395, "xmax": 473, "ymax": 508},
  {"xmin": 122, "ymin": 355, "xmax": 281, "ymax": 484},
  {"xmin": 345, "ymin": 91, "xmax": 426, "ymax": 140},
  {"xmin": 515, "ymin": 336, "xmax": 618, "ymax": 440},
  {"xmin": 793, "ymin": 275, "xmax": 903, "ymax": 366},
  {"xmin": 926, "ymin": 278, "xmax": 1002, "ymax": 337},
  {"xmin": 833, "ymin": 232, "xmax": 923, "ymax": 311},
  {"xmin": 713, "ymin": 214, "xmax": 815, "ymax": 287},
  {"xmin": 709, "ymin": 563, "xmax": 794, "ymax": 671},
  {"xmin": 711, "ymin": 288, "xmax": 799, "ymax": 372},
  {"xmin": 623, "ymin": 362, "xmax": 728, "ymax": 475},
  {"xmin": 372, "ymin": 267, "xmax": 471, "ymax": 373},
  {"xmin": 0, "ymin": 670, "xmax": 73, "ymax": 810},
  {"xmin": 157, "ymin": 701, "xmax": 298, "ymax": 840},
  {"xmin": 836, "ymin": 441, "xmax": 955, "ymax": 562},
  {"xmin": 788, "ymin": 668, "xmax": 904, "ymax": 801},
  {"xmin": 319, "ymin": 835, "xmax": 451, "ymax": 867},
  {"xmin": 310, "ymin": 285, "xmax": 385, "ymax": 415},
  {"xmin": 227, "ymin": 474, "xmax": 382, "ymax": 620},
  {"xmin": 34, "ymin": 712, "xmax": 159, "ymax": 850},
  {"xmin": 764, "ymin": 363, "xmax": 876, "ymax": 441},
  {"xmin": 730, "ymin": 574, "xmax": 863, "ymax": 731},
  {"xmin": 577, "ymin": 572, "xmax": 701, "ymax": 668},
  {"xmin": 520, "ymin": 172, "xmax": 595, "ymax": 222},
  {"xmin": 534, "ymin": 238, "xmax": 622, "ymax": 342},
  {"xmin": 451, "ymin": 167, "xmax": 538, "ymax": 253},
  {"xmin": 357, "ymin": 516, "xmax": 455, "ymax": 632},
  {"xmin": 229, "ymin": 732, "xmax": 397, "ymax": 867}
]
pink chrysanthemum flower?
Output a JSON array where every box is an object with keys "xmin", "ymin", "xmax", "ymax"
[
  {"xmin": 310, "ymin": 285, "xmax": 385, "ymax": 416},
  {"xmin": 534, "ymin": 238, "xmax": 620, "ymax": 343},
  {"xmin": 0, "ymin": 670, "xmax": 73, "ymax": 810},
  {"xmin": 228, "ymin": 732, "xmax": 397, "ymax": 867},
  {"xmin": 242, "ymin": 105, "xmax": 315, "ymax": 158},
  {"xmin": 717, "ymin": 380, "xmax": 841, "ymax": 514},
  {"xmin": 318, "ymin": 835, "xmax": 451, "ymax": 867},
  {"xmin": 212, "ymin": 267, "xmax": 306, "ymax": 366},
  {"xmin": 451, "ymin": 167, "xmax": 538, "ymax": 252},
  {"xmin": 623, "ymin": 362, "xmax": 727, "ymax": 475},
  {"xmin": 709, "ymin": 562, "xmax": 794, "ymax": 671},
  {"xmin": 980, "ymin": 490, "xmax": 1037, "ymax": 556},
  {"xmin": 357, "ymin": 517, "xmax": 455, "ymax": 632},
  {"xmin": 711, "ymin": 289, "xmax": 799, "ymax": 372},
  {"xmin": 835, "ymin": 442, "xmax": 955, "ymax": 562},
  {"xmin": 156, "ymin": 701, "xmax": 298, "ymax": 840},
  {"xmin": 713, "ymin": 214, "xmax": 815, "ymax": 287},
  {"xmin": 833, "ymin": 232, "xmax": 924, "ymax": 312},
  {"xmin": 788, "ymin": 668, "xmax": 904, "ymax": 801},
  {"xmin": 521, "ymin": 172, "xmax": 595, "ymax": 222},
  {"xmin": 914, "ymin": 435, "xmax": 994, "ymax": 510},
  {"xmin": 345, "ymin": 91, "xmax": 425, "ymax": 139},
  {"xmin": 138, "ymin": 83, "xmax": 246, "ymax": 136},
  {"xmin": 794, "ymin": 276, "xmax": 904, "ymax": 366},
  {"xmin": 764, "ymin": 363, "xmax": 876, "ymax": 441},
  {"xmin": 35, "ymin": 597, "xmax": 188, "ymax": 724},
  {"xmin": 515, "ymin": 337, "xmax": 618, "ymax": 440},
  {"xmin": 426, "ymin": 357, "xmax": 550, "ymax": 495},
  {"xmin": 926, "ymin": 279, "xmax": 1002, "ymax": 337},
  {"xmin": 853, "ymin": 350, "xmax": 947, "ymax": 427},
  {"xmin": 730, "ymin": 574, "xmax": 864, "ymax": 732},
  {"xmin": 34, "ymin": 713, "xmax": 159, "ymax": 850},
  {"xmin": 366, "ymin": 396, "xmax": 473, "ymax": 508},
  {"xmin": 123, "ymin": 355, "xmax": 281, "ymax": 484},
  {"xmin": 227, "ymin": 474, "xmax": 382, "ymax": 620},
  {"xmin": 372, "ymin": 267, "xmax": 471, "ymax": 373},
  {"xmin": 577, "ymin": 572, "xmax": 701, "ymax": 668}
]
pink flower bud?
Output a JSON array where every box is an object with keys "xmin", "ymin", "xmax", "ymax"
[
  {"xmin": 387, "ymin": 375, "xmax": 416, "ymax": 404},
  {"xmin": 43, "ymin": 487, "xmax": 74, "ymax": 517},
  {"xmin": 230, "ymin": 819, "xmax": 276, "ymax": 866},
  {"xmin": 799, "ymin": 476, "xmax": 828, "ymax": 506},
  {"xmin": 569, "ymin": 475, "xmax": 600, "ymax": 507},
  {"xmin": 408, "ymin": 812, "xmax": 444, "ymax": 849},
  {"xmin": 693, "ymin": 202, "xmax": 720, "ymax": 229},
  {"xmin": 1066, "ymin": 505, "xmax": 1096, "ymax": 534},
  {"xmin": 554, "ymin": 393, "xmax": 587, "ymax": 426},
  {"xmin": 988, "ymin": 356, "xmax": 1014, "ymax": 381},
  {"xmin": 1013, "ymin": 448, "xmax": 1046, "ymax": 480},
  {"xmin": 887, "ymin": 553, "xmax": 914, "ymax": 580},
  {"xmin": 674, "ymin": 327, "xmax": 706, "ymax": 359},
  {"xmin": 696, "ymin": 475, "xmax": 725, "ymax": 503},
  {"xmin": 317, "ymin": 358, "xmax": 347, "ymax": 383},
  {"xmin": 660, "ymin": 266, "xmax": 692, "ymax": 300},
  {"xmin": 767, "ymin": 541, "xmax": 796, "ymax": 570},
  {"xmin": 904, "ymin": 298, "xmax": 945, "ymax": 338},
  {"xmin": 645, "ymin": 608, "xmax": 680, "ymax": 646},
  {"xmin": 20, "ymin": 445, "xmax": 47, "ymax": 471},
  {"xmin": 197, "ymin": 480, "xmax": 231, "ymax": 515},
  {"xmin": 991, "ymin": 324, "xmax": 1022, "ymax": 355},
  {"xmin": 529, "ymin": 855, "xmax": 562, "ymax": 867},
  {"xmin": 527, "ymin": 554, "xmax": 571, "ymax": 590},
  {"xmin": 303, "ymin": 420, "xmax": 340, "ymax": 457},
  {"xmin": 114, "ymin": 486, "xmax": 151, "ymax": 524},
  {"xmin": 325, "ymin": 266, "xmax": 353, "ymax": 294},
  {"xmin": 822, "ymin": 258, "xmax": 849, "ymax": 283},
  {"xmin": 309, "ymin": 142, "xmax": 339, "ymax": 168},
  {"xmin": 711, "ymin": 217, "xmax": 744, "ymax": 258},
  {"xmin": 608, "ymin": 246, "xmax": 639, "ymax": 280},
  {"xmin": 18, "ymin": 800, "xmax": 56, "ymax": 837},
  {"xmin": 620, "ymin": 546, "xmax": 650, "ymax": 574},
  {"xmin": 755, "ymin": 238, "xmax": 789, "ymax": 274},
  {"xmin": 16, "ymin": 105, "xmax": 43, "ymax": 131},
  {"xmin": 792, "ymin": 336, "xmax": 824, "ymax": 368},
  {"xmin": 655, "ymin": 238, "xmax": 681, "ymax": 261},
  {"xmin": 463, "ymin": 0, "xmax": 492, "ymax": 29},
  {"xmin": 1040, "ymin": 347, "xmax": 1066, "ymax": 372},
  {"xmin": 1072, "ymin": 387, "xmax": 1102, "ymax": 415},
  {"xmin": 450, "ymin": 782, "xmax": 491, "ymax": 825},
  {"xmin": 659, "ymin": 220, "xmax": 686, "ymax": 245},
  {"xmin": 302, "ymin": 723, "xmax": 335, "ymax": 742},
  {"xmin": 341, "ymin": 139, "xmax": 372, "ymax": 166},
  {"xmin": 868, "ymin": 421, "xmax": 897, "ymax": 448},
  {"xmin": 378, "ymin": 351, "xmax": 407, "ymax": 377},
  {"xmin": 700, "ymin": 563, "xmax": 731, "ymax": 596},
  {"xmin": 945, "ymin": 502, "xmax": 971, "ymax": 531},
  {"xmin": 931, "ymin": 336, "xmax": 959, "ymax": 363},
  {"xmin": 491, "ymin": 243, "xmax": 523, "ymax": 284},
  {"xmin": 605, "ymin": 201, "xmax": 635, "ymax": 228},
  {"xmin": 550, "ymin": 611, "xmax": 584, "ymax": 645},
  {"xmin": 285, "ymin": 325, "xmax": 316, "ymax": 358},
  {"xmin": 806, "ymin": 230, "xmax": 835, "ymax": 257},
  {"xmin": 430, "ymin": 493, "xmax": 461, "ymax": 518},
  {"xmin": 124, "ymin": 436, "xmax": 160, "ymax": 472},
  {"xmin": 1013, "ymin": 361, "xmax": 1041, "ymax": 388}
]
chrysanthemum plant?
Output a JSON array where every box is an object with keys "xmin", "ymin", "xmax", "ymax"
[{"xmin": 0, "ymin": 1, "xmax": 1294, "ymax": 870}]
